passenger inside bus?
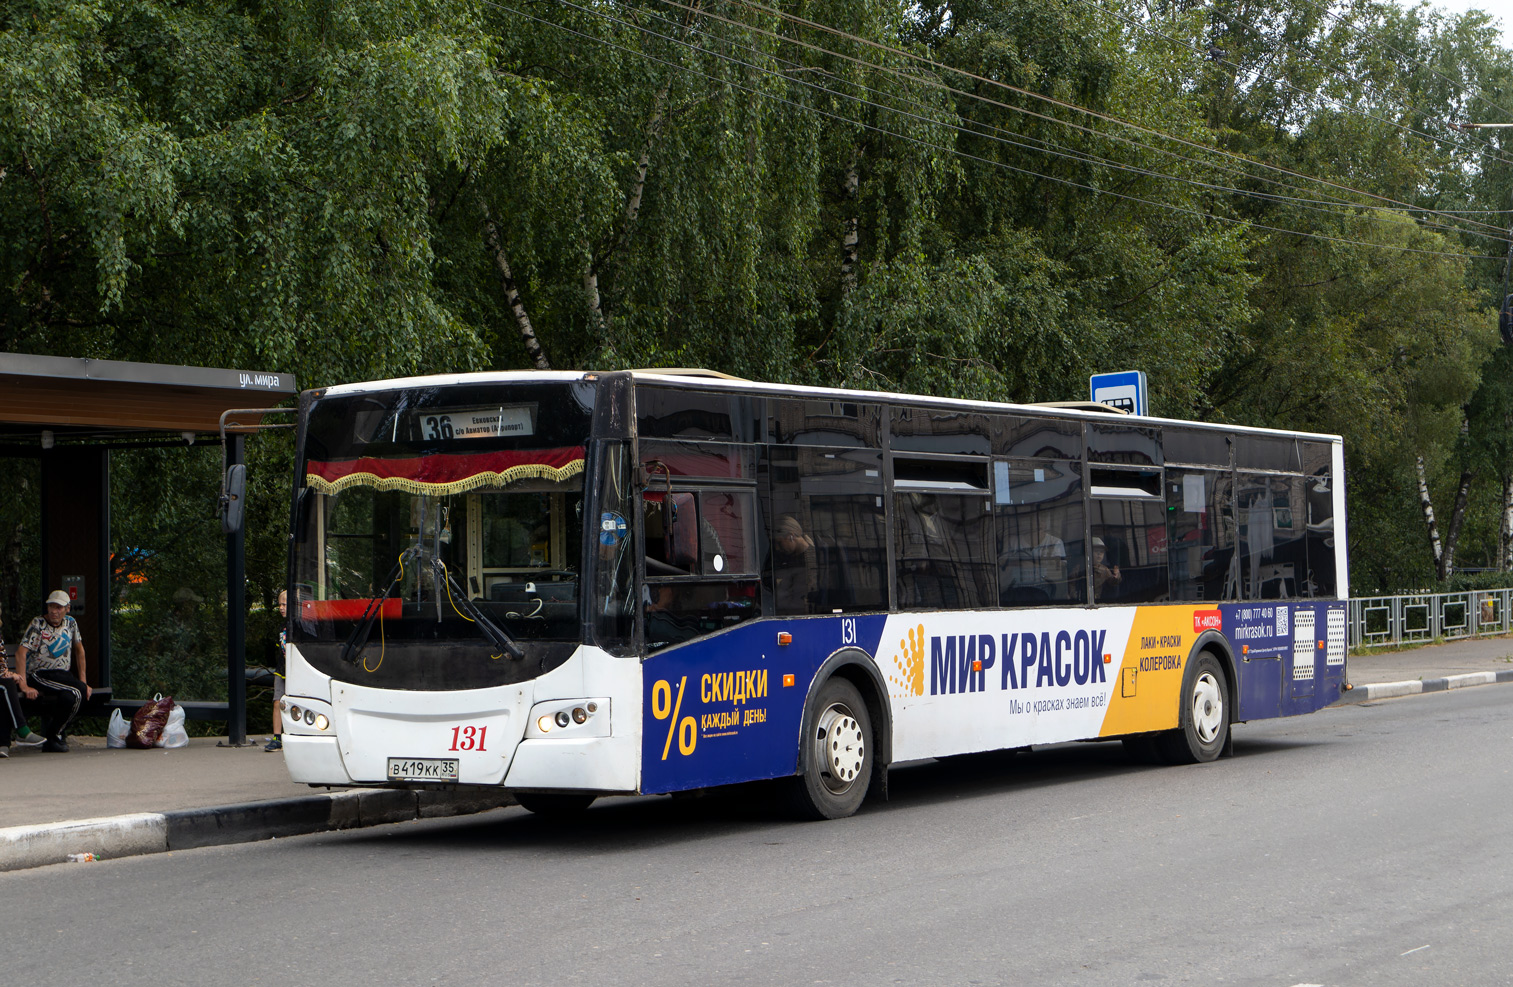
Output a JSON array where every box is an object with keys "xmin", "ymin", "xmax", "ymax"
[{"xmin": 998, "ymin": 513, "xmax": 1068, "ymax": 604}]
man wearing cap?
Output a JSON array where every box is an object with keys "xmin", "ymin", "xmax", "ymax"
[{"xmin": 13, "ymin": 590, "xmax": 91, "ymax": 753}]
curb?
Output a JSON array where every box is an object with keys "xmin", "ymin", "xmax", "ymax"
[
  {"xmin": 1336, "ymin": 669, "xmax": 1513, "ymax": 704},
  {"xmin": 0, "ymin": 788, "xmax": 515, "ymax": 873}
]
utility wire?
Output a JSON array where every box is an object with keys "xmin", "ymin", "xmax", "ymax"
[
  {"xmin": 592, "ymin": 0, "xmax": 1512, "ymax": 244},
  {"xmin": 1289, "ymin": 0, "xmax": 1513, "ymax": 124},
  {"xmin": 1068, "ymin": 0, "xmax": 1513, "ymax": 170},
  {"xmin": 666, "ymin": 0, "xmax": 1513, "ymax": 238},
  {"xmin": 482, "ymin": 0, "xmax": 1505, "ymax": 261}
]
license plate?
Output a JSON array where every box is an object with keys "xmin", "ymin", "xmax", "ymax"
[{"xmin": 387, "ymin": 757, "xmax": 460, "ymax": 782}]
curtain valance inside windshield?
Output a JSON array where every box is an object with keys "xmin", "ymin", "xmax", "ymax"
[{"xmin": 306, "ymin": 446, "xmax": 586, "ymax": 495}]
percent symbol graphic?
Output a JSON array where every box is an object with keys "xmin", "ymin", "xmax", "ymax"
[{"xmin": 652, "ymin": 677, "xmax": 697, "ymax": 759}]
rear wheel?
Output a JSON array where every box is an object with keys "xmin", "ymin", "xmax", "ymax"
[
  {"xmin": 514, "ymin": 792, "xmax": 597, "ymax": 816},
  {"xmin": 786, "ymin": 677, "xmax": 873, "ymax": 820},
  {"xmin": 1156, "ymin": 652, "xmax": 1230, "ymax": 764}
]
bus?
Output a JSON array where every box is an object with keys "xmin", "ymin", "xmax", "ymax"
[{"xmin": 280, "ymin": 370, "xmax": 1347, "ymax": 819}]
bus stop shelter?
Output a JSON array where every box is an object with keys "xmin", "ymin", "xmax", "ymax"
[{"xmin": 0, "ymin": 353, "xmax": 297, "ymax": 744}]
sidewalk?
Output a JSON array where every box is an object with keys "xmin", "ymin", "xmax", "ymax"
[{"xmin": 5, "ymin": 635, "xmax": 1513, "ymax": 873}]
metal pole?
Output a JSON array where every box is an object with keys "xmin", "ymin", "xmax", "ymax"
[
  {"xmin": 225, "ymin": 433, "xmax": 247, "ymax": 745},
  {"xmin": 98, "ymin": 448, "xmax": 111, "ymax": 689}
]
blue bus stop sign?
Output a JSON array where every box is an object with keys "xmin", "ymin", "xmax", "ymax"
[{"xmin": 1090, "ymin": 370, "xmax": 1148, "ymax": 416}]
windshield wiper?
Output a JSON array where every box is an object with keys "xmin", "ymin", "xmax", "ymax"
[
  {"xmin": 341, "ymin": 547, "xmax": 417, "ymax": 666},
  {"xmin": 340, "ymin": 549, "xmax": 526, "ymax": 664},
  {"xmin": 432, "ymin": 558, "xmax": 525, "ymax": 660}
]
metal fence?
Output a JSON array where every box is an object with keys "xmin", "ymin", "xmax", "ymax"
[{"xmin": 1349, "ymin": 590, "xmax": 1513, "ymax": 649}]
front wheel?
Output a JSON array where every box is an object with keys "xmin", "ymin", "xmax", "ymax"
[
  {"xmin": 514, "ymin": 792, "xmax": 597, "ymax": 816},
  {"xmin": 1156, "ymin": 652, "xmax": 1230, "ymax": 764},
  {"xmin": 785, "ymin": 677, "xmax": 873, "ymax": 820}
]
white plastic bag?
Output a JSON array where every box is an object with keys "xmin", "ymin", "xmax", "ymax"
[
  {"xmin": 106, "ymin": 708, "xmax": 129, "ymax": 748},
  {"xmin": 156, "ymin": 704, "xmax": 188, "ymax": 749}
]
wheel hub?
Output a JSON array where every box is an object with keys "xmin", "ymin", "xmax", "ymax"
[
  {"xmin": 816, "ymin": 703, "xmax": 865, "ymax": 794},
  {"xmin": 1192, "ymin": 672, "xmax": 1224, "ymax": 744}
]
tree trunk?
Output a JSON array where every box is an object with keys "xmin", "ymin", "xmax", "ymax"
[
  {"xmin": 584, "ymin": 244, "xmax": 610, "ymax": 343},
  {"xmin": 1502, "ymin": 473, "xmax": 1513, "ymax": 572},
  {"xmin": 1442, "ymin": 469, "xmax": 1474, "ymax": 578},
  {"xmin": 479, "ymin": 201, "xmax": 550, "ymax": 371},
  {"xmin": 839, "ymin": 147, "xmax": 860, "ymax": 296},
  {"xmin": 1416, "ymin": 455, "xmax": 1444, "ymax": 578}
]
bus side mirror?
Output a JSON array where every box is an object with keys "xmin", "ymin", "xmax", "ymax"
[{"xmin": 221, "ymin": 464, "xmax": 247, "ymax": 534}]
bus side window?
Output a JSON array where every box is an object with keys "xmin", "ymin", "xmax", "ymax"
[
  {"xmin": 893, "ymin": 492, "xmax": 994, "ymax": 611},
  {"xmin": 767, "ymin": 447, "xmax": 887, "ymax": 614},
  {"xmin": 642, "ymin": 488, "xmax": 761, "ymax": 651},
  {"xmin": 995, "ymin": 459, "xmax": 1082, "ymax": 606},
  {"xmin": 1088, "ymin": 498, "xmax": 1169, "ymax": 604}
]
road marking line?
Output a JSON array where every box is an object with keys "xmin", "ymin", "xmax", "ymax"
[{"xmin": 1400, "ymin": 945, "xmax": 1431, "ymax": 956}]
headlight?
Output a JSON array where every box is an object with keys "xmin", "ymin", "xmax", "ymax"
[{"xmin": 525, "ymin": 699, "xmax": 611, "ymax": 739}]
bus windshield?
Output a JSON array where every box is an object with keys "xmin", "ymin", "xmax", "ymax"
[{"xmin": 291, "ymin": 381, "xmax": 595, "ymax": 689}]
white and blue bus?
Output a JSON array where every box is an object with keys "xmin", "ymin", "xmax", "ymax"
[{"xmin": 280, "ymin": 370, "xmax": 1347, "ymax": 818}]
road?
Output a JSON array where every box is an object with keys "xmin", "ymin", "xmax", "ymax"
[{"xmin": 7, "ymin": 687, "xmax": 1512, "ymax": 987}]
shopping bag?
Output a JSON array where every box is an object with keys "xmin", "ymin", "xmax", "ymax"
[
  {"xmin": 156, "ymin": 703, "xmax": 189, "ymax": 749},
  {"xmin": 106, "ymin": 708, "xmax": 129, "ymax": 748},
  {"xmin": 126, "ymin": 694, "xmax": 174, "ymax": 749}
]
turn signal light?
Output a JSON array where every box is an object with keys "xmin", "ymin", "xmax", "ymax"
[{"xmin": 778, "ymin": 632, "xmax": 792, "ymax": 646}]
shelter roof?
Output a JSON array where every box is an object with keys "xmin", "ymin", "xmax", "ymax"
[{"xmin": 0, "ymin": 352, "xmax": 296, "ymax": 444}]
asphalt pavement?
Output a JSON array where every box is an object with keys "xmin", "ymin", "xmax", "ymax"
[{"xmin": 3, "ymin": 633, "xmax": 1511, "ymax": 872}]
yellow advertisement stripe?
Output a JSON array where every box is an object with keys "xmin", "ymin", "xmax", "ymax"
[{"xmin": 1098, "ymin": 605, "xmax": 1203, "ymax": 737}]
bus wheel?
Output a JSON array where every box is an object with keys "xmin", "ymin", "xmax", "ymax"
[
  {"xmin": 514, "ymin": 792, "xmax": 597, "ymax": 816},
  {"xmin": 787, "ymin": 677, "xmax": 873, "ymax": 820},
  {"xmin": 1156, "ymin": 652, "xmax": 1229, "ymax": 765}
]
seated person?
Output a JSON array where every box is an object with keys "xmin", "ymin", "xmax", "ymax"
[
  {"xmin": 13, "ymin": 591, "xmax": 92, "ymax": 753},
  {"xmin": 1090, "ymin": 536, "xmax": 1122, "ymax": 602},
  {"xmin": 999, "ymin": 515, "xmax": 1067, "ymax": 603},
  {"xmin": 772, "ymin": 515, "xmax": 816, "ymax": 613}
]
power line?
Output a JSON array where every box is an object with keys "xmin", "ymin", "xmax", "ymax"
[
  {"xmin": 480, "ymin": 0, "xmax": 1505, "ymax": 261},
  {"xmin": 589, "ymin": 0, "xmax": 1511, "ymax": 244},
  {"xmin": 667, "ymin": 0, "xmax": 1513, "ymax": 239},
  {"xmin": 1068, "ymin": 0, "xmax": 1513, "ymax": 170},
  {"xmin": 1289, "ymin": 0, "xmax": 1513, "ymax": 124}
]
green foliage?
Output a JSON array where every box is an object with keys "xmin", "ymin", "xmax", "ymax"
[{"xmin": 3, "ymin": 0, "xmax": 1513, "ymax": 671}]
